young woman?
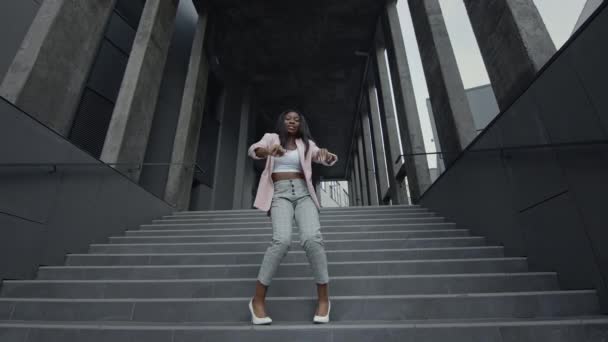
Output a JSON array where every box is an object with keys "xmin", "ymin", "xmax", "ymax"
[{"xmin": 247, "ymin": 109, "xmax": 338, "ymax": 325}]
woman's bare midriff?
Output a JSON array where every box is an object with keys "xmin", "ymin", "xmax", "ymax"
[{"xmin": 271, "ymin": 172, "xmax": 305, "ymax": 182}]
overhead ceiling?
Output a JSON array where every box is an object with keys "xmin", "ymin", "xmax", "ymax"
[{"xmin": 199, "ymin": 0, "xmax": 385, "ymax": 179}]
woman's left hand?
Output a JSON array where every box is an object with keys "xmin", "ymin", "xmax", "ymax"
[{"xmin": 318, "ymin": 148, "xmax": 337, "ymax": 163}]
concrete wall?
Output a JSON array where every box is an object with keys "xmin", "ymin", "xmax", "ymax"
[
  {"xmin": 0, "ymin": 0, "xmax": 41, "ymax": 82},
  {"xmin": 0, "ymin": 97, "xmax": 173, "ymax": 281},
  {"xmin": 139, "ymin": 0, "xmax": 198, "ymax": 198},
  {"xmin": 420, "ymin": 4, "xmax": 608, "ymax": 311}
]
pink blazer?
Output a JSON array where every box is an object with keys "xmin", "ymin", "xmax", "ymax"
[{"xmin": 248, "ymin": 133, "xmax": 338, "ymax": 212}]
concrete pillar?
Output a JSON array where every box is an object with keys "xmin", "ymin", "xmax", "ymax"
[
  {"xmin": 361, "ymin": 110, "xmax": 380, "ymax": 206},
  {"xmin": 101, "ymin": 0, "xmax": 179, "ymax": 180},
  {"xmin": 407, "ymin": 0, "xmax": 477, "ymax": 167},
  {"xmin": 463, "ymin": 0, "xmax": 556, "ymax": 110},
  {"xmin": 356, "ymin": 135, "xmax": 370, "ymax": 206},
  {"xmin": 164, "ymin": 12, "xmax": 209, "ymax": 210},
  {"xmin": 427, "ymin": 101, "xmax": 446, "ymax": 176},
  {"xmin": 0, "ymin": 0, "xmax": 116, "ymax": 135},
  {"xmin": 382, "ymin": 1, "xmax": 433, "ymax": 200},
  {"xmin": 372, "ymin": 39, "xmax": 407, "ymax": 205},
  {"xmin": 352, "ymin": 155, "xmax": 363, "ymax": 206},
  {"xmin": 232, "ymin": 86, "xmax": 254, "ymax": 209},
  {"xmin": 400, "ymin": 177, "xmax": 412, "ymax": 205},
  {"xmin": 210, "ymin": 85, "xmax": 245, "ymax": 210},
  {"xmin": 348, "ymin": 178, "xmax": 354, "ymax": 206},
  {"xmin": 314, "ymin": 180, "xmax": 323, "ymax": 206},
  {"xmin": 348, "ymin": 172, "xmax": 357, "ymax": 206},
  {"xmin": 366, "ymin": 83, "xmax": 390, "ymax": 203},
  {"xmin": 350, "ymin": 177, "xmax": 356, "ymax": 206}
]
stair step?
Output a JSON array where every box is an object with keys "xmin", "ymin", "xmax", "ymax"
[
  {"xmin": 172, "ymin": 205, "xmax": 421, "ymax": 216},
  {"xmin": 65, "ymin": 246, "xmax": 506, "ymax": 266},
  {"xmin": 150, "ymin": 216, "xmax": 445, "ymax": 227},
  {"xmin": 1, "ymin": 273, "xmax": 559, "ymax": 298},
  {"xmin": 109, "ymin": 229, "xmax": 470, "ymax": 244},
  {"xmin": 138, "ymin": 222, "xmax": 457, "ymax": 232},
  {"xmin": 0, "ymin": 291, "xmax": 598, "ymax": 323},
  {"xmin": 162, "ymin": 211, "xmax": 436, "ymax": 221},
  {"xmin": 1, "ymin": 319, "xmax": 607, "ymax": 342},
  {"xmin": 37, "ymin": 258, "xmax": 529, "ymax": 280},
  {"xmin": 1, "ymin": 317, "xmax": 607, "ymax": 342},
  {"xmin": 4, "ymin": 203, "xmax": 606, "ymax": 342},
  {"xmin": 89, "ymin": 237, "xmax": 486, "ymax": 254},
  {"xmin": 319, "ymin": 204, "xmax": 421, "ymax": 211}
]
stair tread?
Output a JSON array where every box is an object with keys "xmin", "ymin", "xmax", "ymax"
[
  {"xmin": 0, "ymin": 290, "xmax": 597, "ymax": 302},
  {"xmin": 114, "ymin": 228, "xmax": 468, "ymax": 238},
  {"xmin": 68, "ymin": 245, "xmax": 506, "ymax": 256},
  {"xmin": 41, "ymin": 257, "xmax": 529, "ymax": 269},
  {"xmin": 2, "ymin": 316, "xmax": 607, "ymax": 329},
  {"xmin": 5, "ymin": 272, "xmax": 556, "ymax": 284},
  {"xmin": 92, "ymin": 236, "xmax": 484, "ymax": 247},
  {"xmin": 135, "ymin": 222, "xmax": 457, "ymax": 231}
]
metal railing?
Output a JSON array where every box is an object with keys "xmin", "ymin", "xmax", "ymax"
[
  {"xmin": 0, "ymin": 162, "xmax": 206, "ymax": 174},
  {"xmin": 394, "ymin": 139, "xmax": 608, "ymax": 164}
]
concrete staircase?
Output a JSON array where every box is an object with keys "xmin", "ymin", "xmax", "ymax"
[{"xmin": 1, "ymin": 205, "xmax": 607, "ymax": 341}]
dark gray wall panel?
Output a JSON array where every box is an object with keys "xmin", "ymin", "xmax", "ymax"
[
  {"xmin": 0, "ymin": 214, "xmax": 45, "ymax": 279},
  {"xmin": 567, "ymin": 7, "xmax": 608, "ymax": 135},
  {"xmin": 0, "ymin": 98, "xmax": 173, "ymax": 280},
  {"xmin": 0, "ymin": 0, "xmax": 40, "ymax": 82},
  {"xmin": 105, "ymin": 13, "xmax": 136, "ymax": 54},
  {"xmin": 114, "ymin": 0, "xmax": 146, "ymax": 29},
  {"xmin": 420, "ymin": 5, "xmax": 608, "ymax": 312},
  {"xmin": 86, "ymin": 39, "xmax": 130, "ymax": 101},
  {"xmin": 554, "ymin": 147, "xmax": 608, "ymax": 300},
  {"xmin": 0, "ymin": 101, "xmax": 71, "ymax": 223},
  {"xmin": 40, "ymin": 163, "xmax": 107, "ymax": 264},
  {"xmin": 519, "ymin": 193, "xmax": 600, "ymax": 290},
  {"xmin": 531, "ymin": 57, "xmax": 606, "ymax": 144},
  {"xmin": 428, "ymin": 150, "xmax": 526, "ymax": 257},
  {"xmin": 498, "ymin": 94, "xmax": 568, "ymax": 211},
  {"xmin": 69, "ymin": 89, "xmax": 115, "ymax": 157}
]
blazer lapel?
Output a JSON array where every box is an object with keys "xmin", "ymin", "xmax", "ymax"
[
  {"xmin": 295, "ymin": 139, "xmax": 307, "ymax": 171},
  {"xmin": 268, "ymin": 135, "xmax": 279, "ymax": 179}
]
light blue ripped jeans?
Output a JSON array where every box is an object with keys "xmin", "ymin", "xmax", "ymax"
[{"xmin": 257, "ymin": 178, "xmax": 329, "ymax": 286}]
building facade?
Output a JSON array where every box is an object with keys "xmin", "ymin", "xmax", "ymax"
[
  {"xmin": 1, "ymin": 1, "xmax": 608, "ymax": 338},
  {"xmin": 320, "ymin": 181, "xmax": 350, "ymax": 207}
]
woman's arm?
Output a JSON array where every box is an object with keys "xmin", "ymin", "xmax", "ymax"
[
  {"xmin": 248, "ymin": 133, "xmax": 272, "ymax": 160},
  {"xmin": 310, "ymin": 140, "xmax": 338, "ymax": 166}
]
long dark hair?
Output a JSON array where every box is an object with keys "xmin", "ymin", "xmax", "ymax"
[{"xmin": 274, "ymin": 109, "xmax": 314, "ymax": 155}]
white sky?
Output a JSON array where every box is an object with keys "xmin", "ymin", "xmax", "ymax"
[{"xmin": 395, "ymin": 0, "xmax": 588, "ymax": 168}]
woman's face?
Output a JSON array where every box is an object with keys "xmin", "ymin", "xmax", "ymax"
[{"xmin": 284, "ymin": 111, "xmax": 301, "ymax": 135}]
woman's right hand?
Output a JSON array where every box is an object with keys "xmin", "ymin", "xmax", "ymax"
[
  {"xmin": 256, "ymin": 144, "xmax": 286, "ymax": 158},
  {"xmin": 268, "ymin": 144, "xmax": 286, "ymax": 157}
]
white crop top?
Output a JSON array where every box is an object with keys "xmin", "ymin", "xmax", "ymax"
[{"xmin": 272, "ymin": 149, "xmax": 303, "ymax": 173}]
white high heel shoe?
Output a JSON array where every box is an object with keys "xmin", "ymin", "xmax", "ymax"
[
  {"xmin": 313, "ymin": 301, "xmax": 331, "ymax": 324},
  {"xmin": 249, "ymin": 298, "xmax": 272, "ymax": 325}
]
